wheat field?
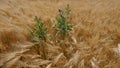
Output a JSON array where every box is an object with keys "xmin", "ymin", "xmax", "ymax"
[{"xmin": 0, "ymin": 0, "xmax": 120, "ymax": 68}]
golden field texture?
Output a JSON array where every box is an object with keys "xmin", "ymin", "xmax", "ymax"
[{"xmin": 0, "ymin": 0, "xmax": 120, "ymax": 68}]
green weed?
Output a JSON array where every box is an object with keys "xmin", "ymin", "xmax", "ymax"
[
  {"xmin": 54, "ymin": 4, "xmax": 72, "ymax": 38},
  {"xmin": 53, "ymin": 5, "xmax": 73, "ymax": 59},
  {"xmin": 33, "ymin": 16, "xmax": 47, "ymax": 41},
  {"xmin": 31, "ymin": 16, "xmax": 47, "ymax": 59}
]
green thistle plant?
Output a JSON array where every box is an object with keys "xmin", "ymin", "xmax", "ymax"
[
  {"xmin": 54, "ymin": 4, "xmax": 72, "ymax": 37},
  {"xmin": 53, "ymin": 5, "xmax": 73, "ymax": 59}
]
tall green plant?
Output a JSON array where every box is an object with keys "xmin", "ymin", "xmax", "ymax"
[
  {"xmin": 33, "ymin": 16, "xmax": 47, "ymax": 41},
  {"xmin": 54, "ymin": 5, "xmax": 73, "ymax": 59},
  {"xmin": 54, "ymin": 5, "xmax": 72, "ymax": 38},
  {"xmin": 31, "ymin": 16, "xmax": 47, "ymax": 59}
]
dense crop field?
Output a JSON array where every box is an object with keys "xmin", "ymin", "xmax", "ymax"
[{"xmin": 0, "ymin": 0, "xmax": 120, "ymax": 68}]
